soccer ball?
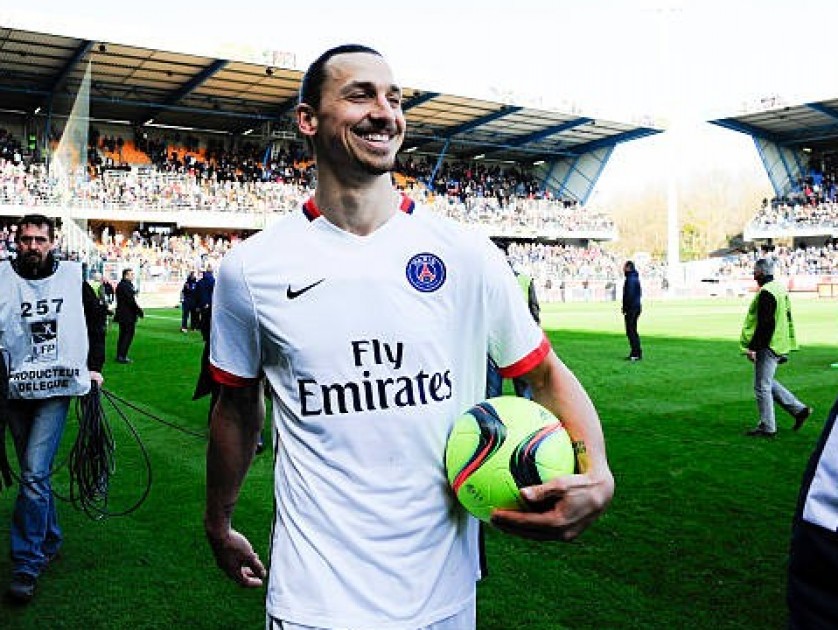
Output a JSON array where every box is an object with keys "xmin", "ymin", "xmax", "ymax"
[{"xmin": 445, "ymin": 396, "xmax": 575, "ymax": 522}]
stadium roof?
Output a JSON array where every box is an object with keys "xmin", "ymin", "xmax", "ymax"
[
  {"xmin": 710, "ymin": 98, "xmax": 838, "ymax": 151},
  {"xmin": 0, "ymin": 25, "xmax": 661, "ymax": 168},
  {"xmin": 710, "ymin": 98, "xmax": 838, "ymax": 198}
]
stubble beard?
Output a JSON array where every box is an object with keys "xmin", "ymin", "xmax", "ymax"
[
  {"xmin": 341, "ymin": 145, "xmax": 397, "ymax": 179},
  {"xmin": 361, "ymin": 156, "xmax": 395, "ymax": 176}
]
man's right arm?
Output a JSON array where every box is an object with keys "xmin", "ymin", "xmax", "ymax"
[{"xmin": 205, "ymin": 380, "xmax": 266, "ymax": 587}]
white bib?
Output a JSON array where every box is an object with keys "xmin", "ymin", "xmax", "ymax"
[{"xmin": 0, "ymin": 261, "xmax": 90, "ymax": 399}]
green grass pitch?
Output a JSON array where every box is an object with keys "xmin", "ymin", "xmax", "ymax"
[{"xmin": 2, "ymin": 297, "xmax": 835, "ymax": 629}]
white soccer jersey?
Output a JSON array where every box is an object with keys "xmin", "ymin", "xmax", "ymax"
[
  {"xmin": 211, "ymin": 197, "xmax": 549, "ymax": 628},
  {"xmin": 801, "ymin": 416, "xmax": 838, "ymax": 531}
]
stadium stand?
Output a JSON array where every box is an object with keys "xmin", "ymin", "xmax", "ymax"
[{"xmin": 710, "ymin": 100, "xmax": 838, "ymax": 297}]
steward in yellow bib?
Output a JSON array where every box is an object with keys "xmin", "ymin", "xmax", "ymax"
[
  {"xmin": 486, "ymin": 247, "xmax": 540, "ymax": 399},
  {"xmin": 516, "ymin": 271, "xmax": 540, "ymax": 325},
  {"xmin": 740, "ymin": 258, "xmax": 811, "ymax": 438},
  {"xmin": 740, "ymin": 275, "xmax": 796, "ymax": 356}
]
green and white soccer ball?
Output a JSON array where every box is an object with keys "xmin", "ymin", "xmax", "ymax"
[{"xmin": 445, "ymin": 396, "xmax": 575, "ymax": 522}]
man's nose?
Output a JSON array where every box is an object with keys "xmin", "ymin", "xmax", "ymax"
[{"xmin": 370, "ymin": 94, "xmax": 396, "ymax": 119}]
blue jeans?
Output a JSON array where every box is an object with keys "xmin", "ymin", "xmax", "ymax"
[
  {"xmin": 753, "ymin": 348, "xmax": 806, "ymax": 433},
  {"xmin": 6, "ymin": 396, "xmax": 71, "ymax": 577}
]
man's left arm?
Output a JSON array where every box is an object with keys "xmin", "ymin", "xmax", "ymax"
[
  {"xmin": 130, "ymin": 286, "xmax": 144, "ymax": 318},
  {"xmin": 490, "ymin": 349, "xmax": 614, "ymax": 541}
]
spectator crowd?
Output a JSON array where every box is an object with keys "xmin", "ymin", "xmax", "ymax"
[
  {"xmin": 2, "ymin": 125, "xmax": 837, "ymax": 301},
  {"xmin": 717, "ymin": 243, "xmax": 838, "ymax": 278}
]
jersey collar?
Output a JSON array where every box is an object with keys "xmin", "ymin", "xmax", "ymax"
[{"xmin": 302, "ymin": 193, "xmax": 415, "ymax": 222}]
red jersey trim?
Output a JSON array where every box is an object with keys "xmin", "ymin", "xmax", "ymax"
[
  {"xmin": 497, "ymin": 334, "xmax": 551, "ymax": 378},
  {"xmin": 210, "ymin": 364, "xmax": 260, "ymax": 388},
  {"xmin": 400, "ymin": 194, "xmax": 415, "ymax": 214},
  {"xmin": 302, "ymin": 194, "xmax": 414, "ymax": 220},
  {"xmin": 302, "ymin": 198, "xmax": 321, "ymax": 221}
]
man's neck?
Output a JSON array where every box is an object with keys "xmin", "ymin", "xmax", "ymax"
[{"xmin": 313, "ymin": 174, "xmax": 399, "ymax": 236}]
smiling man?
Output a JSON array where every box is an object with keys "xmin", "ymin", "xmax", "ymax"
[{"xmin": 204, "ymin": 44, "xmax": 614, "ymax": 630}]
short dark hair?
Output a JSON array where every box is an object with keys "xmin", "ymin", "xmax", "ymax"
[
  {"xmin": 624, "ymin": 260, "xmax": 636, "ymax": 273},
  {"xmin": 754, "ymin": 258, "xmax": 774, "ymax": 276},
  {"xmin": 298, "ymin": 44, "xmax": 382, "ymax": 111},
  {"xmin": 17, "ymin": 214, "xmax": 55, "ymax": 242}
]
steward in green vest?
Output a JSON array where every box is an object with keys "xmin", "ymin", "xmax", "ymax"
[
  {"xmin": 740, "ymin": 257, "xmax": 810, "ymax": 438},
  {"xmin": 740, "ymin": 272, "xmax": 797, "ymax": 356},
  {"xmin": 88, "ymin": 278, "xmax": 102, "ymax": 298},
  {"xmin": 516, "ymin": 272, "xmax": 531, "ymax": 298},
  {"xmin": 516, "ymin": 271, "xmax": 540, "ymax": 325},
  {"xmin": 86, "ymin": 271, "xmax": 110, "ymax": 312}
]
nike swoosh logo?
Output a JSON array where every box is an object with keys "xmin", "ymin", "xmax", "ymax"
[{"xmin": 286, "ymin": 279, "xmax": 325, "ymax": 299}]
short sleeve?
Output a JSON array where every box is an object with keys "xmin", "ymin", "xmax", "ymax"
[
  {"xmin": 483, "ymin": 241, "xmax": 548, "ymax": 376},
  {"xmin": 209, "ymin": 249, "xmax": 262, "ymax": 380}
]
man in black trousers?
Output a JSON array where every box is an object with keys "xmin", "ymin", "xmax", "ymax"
[
  {"xmin": 622, "ymin": 260, "xmax": 643, "ymax": 361},
  {"xmin": 193, "ymin": 265, "xmax": 215, "ymax": 332},
  {"xmin": 114, "ymin": 268, "xmax": 143, "ymax": 363}
]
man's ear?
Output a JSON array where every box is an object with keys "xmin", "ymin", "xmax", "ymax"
[{"xmin": 296, "ymin": 104, "xmax": 317, "ymax": 138}]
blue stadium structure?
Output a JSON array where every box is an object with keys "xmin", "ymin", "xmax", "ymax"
[
  {"xmin": 712, "ymin": 99, "xmax": 838, "ymax": 198},
  {"xmin": 711, "ymin": 100, "xmax": 838, "ymax": 241}
]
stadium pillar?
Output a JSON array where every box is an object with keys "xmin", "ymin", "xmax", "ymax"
[
  {"xmin": 657, "ymin": 4, "xmax": 683, "ymax": 295},
  {"xmin": 666, "ymin": 161, "xmax": 680, "ymax": 293}
]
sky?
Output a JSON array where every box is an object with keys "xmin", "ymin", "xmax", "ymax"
[{"xmin": 5, "ymin": 0, "xmax": 838, "ymax": 207}]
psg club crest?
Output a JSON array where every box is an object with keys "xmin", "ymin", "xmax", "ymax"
[
  {"xmin": 30, "ymin": 320, "xmax": 58, "ymax": 362},
  {"xmin": 406, "ymin": 253, "xmax": 446, "ymax": 293}
]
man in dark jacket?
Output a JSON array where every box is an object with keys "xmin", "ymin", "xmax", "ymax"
[
  {"xmin": 622, "ymin": 260, "xmax": 642, "ymax": 361},
  {"xmin": 0, "ymin": 214, "xmax": 106, "ymax": 603},
  {"xmin": 193, "ymin": 266, "xmax": 215, "ymax": 333},
  {"xmin": 114, "ymin": 268, "xmax": 143, "ymax": 363},
  {"xmin": 180, "ymin": 271, "xmax": 198, "ymax": 333}
]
